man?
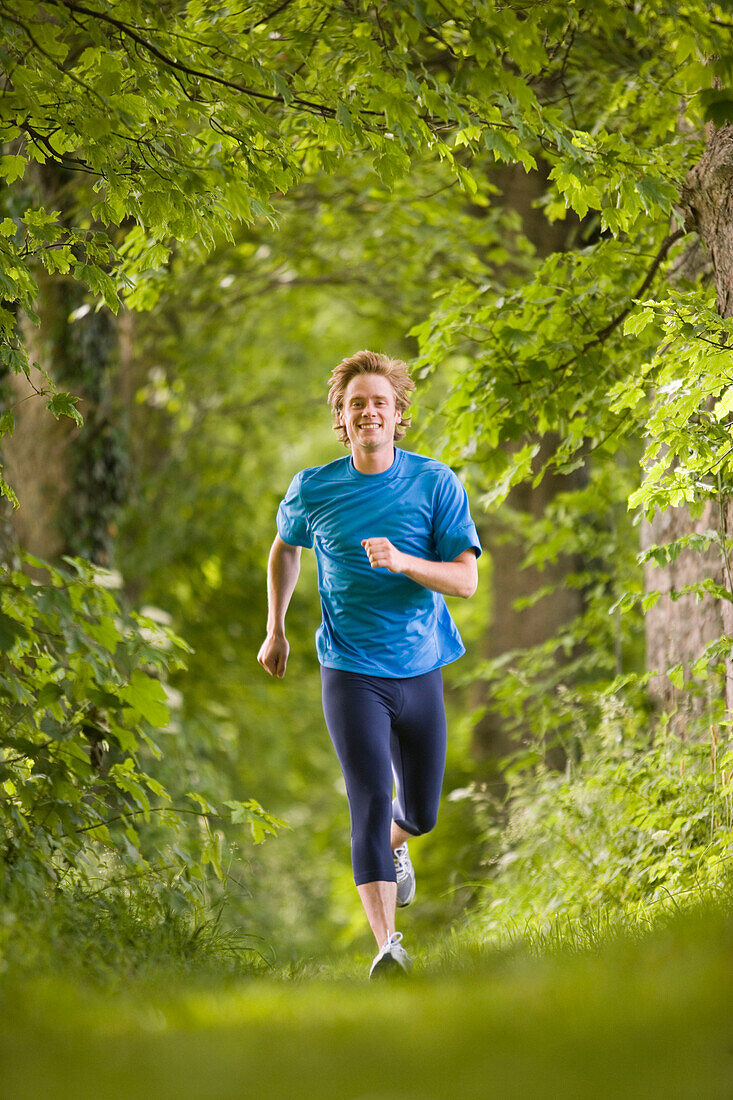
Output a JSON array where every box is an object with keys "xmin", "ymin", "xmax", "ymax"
[{"xmin": 257, "ymin": 350, "xmax": 481, "ymax": 978}]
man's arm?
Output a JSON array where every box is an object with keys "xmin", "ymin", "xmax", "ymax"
[
  {"xmin": 257, "ymin": 535, "xmax": 302, "ymax": 678},
  {"xmin": 361, "ymin": 539, "xmax": 478, "ymax": 599}
]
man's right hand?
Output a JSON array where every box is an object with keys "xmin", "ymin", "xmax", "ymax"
[{"xmin": 257, "ymin": 632, "xmax": 290, "ymax": 678}]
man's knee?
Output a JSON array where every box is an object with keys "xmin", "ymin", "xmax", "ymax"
[{"xmin": 399, "ymin": 808, "xmax": 438, "ymax": 836}]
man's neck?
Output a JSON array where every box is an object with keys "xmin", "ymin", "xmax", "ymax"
[{"xmin": 351, "ymin": 443, "xmax": 396, "ymax": 475}]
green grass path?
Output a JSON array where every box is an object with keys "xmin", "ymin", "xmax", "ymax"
[{"xmin": 2, "ymin": 911, "xmax": 732, "ymax": 1099}]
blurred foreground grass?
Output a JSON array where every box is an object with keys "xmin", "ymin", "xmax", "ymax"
[{"xmin": 2, "ymin": 904, "xmax": 732, "ymax": 1099}]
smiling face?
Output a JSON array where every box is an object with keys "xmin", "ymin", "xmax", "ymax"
[{"xmin": 339, "ymin": 373, "xmax": 403, "ymax": 456}]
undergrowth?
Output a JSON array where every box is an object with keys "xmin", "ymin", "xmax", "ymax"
[
  {"xmin": 0, "ymin": 887, "xmax": 274, "ymax": 989},
  {"xmin": 461, "ymin": 691, "xmax": 733, "ymax": 949}
]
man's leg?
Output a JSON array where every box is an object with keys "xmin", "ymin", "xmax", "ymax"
[
  {"xmin": 391, "ymin": 821, "xmax": 413, "ymax": 851},
  {"xmin": 321, "ymin": 668, "xmax": 401, "ymax": 946},
  {"xmin": 391, "ymin": 668, "xmax": 448, "ymax": 840},
  {"xmin": 357, "ymin": 881, "xmax": 397, "ymax": 947}
]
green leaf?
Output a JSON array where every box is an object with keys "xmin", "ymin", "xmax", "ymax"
[
  {"xmin": 83, "ymin": 614, "xmax": 123, "ymax": 654},
  {"xmin": 0, "ymin": 155, "xmax": 27, "ymax": 183},
  {"xmin": 110, "ymin": 760, "xmax": 151, "ymax": 817},
  {"xmin": 88, "ymin": 686, "xmax": 122, "ymax": 709},
  {"xmin": 623, "ymin": 309, "xmax": 655, "ymax": 337},
  {"xmin": 46, "ymin": 392, "xmax": 84, "ymax": 427},
  {"xmin": 0, "ymin": 470, "xmax": 19, "ymax": 509},
  {"xmin": 186, "ymin": 791, "xmax": 218, "ymax": 815},
  {"xmin": 37, "ymin": 682, "xmax": 64, "ymax": 708},
  {"xmin": 641, "ymin": 591, "xmax": 661, "ymax": 611},
  {"xmin": 713, "ymin": 388, "xmax": 733, "ymax": 422},
  {"xmin": 373, "ymin": 146, "xmax": 410, "ymax": 188},
  {"xmin": 700, "ymin": 89, "xmax": 733, "ymax": 127},
  {"xmin": 119, "ymin": 670, "xmax": 169, "ymax": 727},
  {"xmin": 483, "ymin": 129, "xmax": 516, "ymax": 162},
  {"xmin": 1, "ymin": 346, "xmax": 30, "ymax": 374},
  {"xmin": 635, "ymin": 176, "xmax": 672, "ymax": 216},
  {"xmin": 72, "ymin": 264, "xmax": 120, "ymax": 312},
  {"xmin": 667, "ymin": 664, "xmax": 685, "ymax": 690},
  {"xmin": 224, "ymin": 798, "xmax": 290, "ymax": 844},
  {"xmin": 336, "ymin": 102, "xmax": 353, "ymax": 133},
  {"xmin": 0, "ymin": 611, "xmax": 28, "ymax": 651}
]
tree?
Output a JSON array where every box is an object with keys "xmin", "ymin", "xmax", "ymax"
[{"xmin": 411, "ymin": 3, "xmax": 733, "ymax": 737}]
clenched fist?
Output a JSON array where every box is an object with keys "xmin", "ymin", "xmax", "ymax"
[
  {"xmin": 257, "ymin": 632, "xmax": 290, "ymax": 678},
  {"xmin": 361, "ymin": 537, "xmax": 407, "ymax": 574}
]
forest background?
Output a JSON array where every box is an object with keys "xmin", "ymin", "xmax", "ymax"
[{"xmin": 2, "ymin": 3, "xmax": 733, "ymax": 1089}]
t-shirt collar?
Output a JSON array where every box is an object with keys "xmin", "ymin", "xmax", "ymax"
[{"xmin": 347, "ymin": 445, "xmax": 403, "ymax": 480}]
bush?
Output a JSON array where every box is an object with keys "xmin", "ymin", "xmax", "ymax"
[
  {"xmin": 466, "ymin": 691, "xmax": 733, "ymax": 948},
  {"xmin": 0, "ymin": 551, "xmax": 285, "ymax": 923}
]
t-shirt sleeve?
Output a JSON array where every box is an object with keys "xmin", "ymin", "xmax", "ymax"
[
  {"xmin": 433, "ymin": 468, "xmax": 482, "ymax": 562},
  {"xmin": 276, "ymin": 470, "xmax": 314, "ymax": 549}
]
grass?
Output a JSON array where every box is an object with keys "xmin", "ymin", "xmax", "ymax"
[{"xmin": 2, "ymin": 901, "xmax": 733, "ymax": 1098}]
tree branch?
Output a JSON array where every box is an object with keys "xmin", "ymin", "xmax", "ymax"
[
  {"xmin": 591, "ymin": 228, "xmax": 687, "ymax": 347},
  {"xmin": 1, "ymin": 5, "xmax": 105, "ymax": 105},
  {"xmin": 44, "ymin": 0, "xmax": 342, "ymax": 120},
  {"xmin": 253, "ymin": 0, "xmax": 297, "ymax": 27},
  {"xmin": 19, "ymin": 120, "xmax": 97, "ymax": 175},
  {"xmin": 537, "ymin": 227, "xmax": 688, "ymax": 393}
]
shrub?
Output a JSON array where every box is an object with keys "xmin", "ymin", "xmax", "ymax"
[
  {"xmin": 0, "ymin": 551, "xmax": 285, "ymax": 922},
  {"xmin": 466, "ymin": 692, "xmax": 733, "ymax": 947}
]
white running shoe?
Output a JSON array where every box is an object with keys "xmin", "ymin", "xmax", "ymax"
[
  {"xmin": 369, "ymin": 931, "xmax": 413, "ymax": 978},
  {"xmin": 393, "ymin": 842, "xmax": 416, "ymax": 908}
]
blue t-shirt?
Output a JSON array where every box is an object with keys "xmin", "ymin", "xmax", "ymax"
[{"xmin": 276, "ymin": 446, "xmax": 482, "ymax": 678}]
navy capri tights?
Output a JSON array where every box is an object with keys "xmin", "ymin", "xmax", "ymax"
[{"xmin": 321, "ymin": 666, "xmax": 447, "ymax": 886}]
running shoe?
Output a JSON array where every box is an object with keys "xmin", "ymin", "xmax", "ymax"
[
  {"xmin": 369, "ymin": 931, "xmax": 412, "ymax": 978},
  {"xmin": 393, "ymin": 841, "xmax": 416, "ymax": 908}
]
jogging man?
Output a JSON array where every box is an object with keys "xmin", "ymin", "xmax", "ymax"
[{"xmin": 257, "ymin": 350, "xmax": 481, "ymax": 977}]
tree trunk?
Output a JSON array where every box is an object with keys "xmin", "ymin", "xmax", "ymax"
[
  {"xmin": 1, "ymin": 278, "xmax": 78, "ymax": 567},
  {"xmin": 0, "ymin": 164, "xmax": 131, "ymax": 572},
  {"xmin": 473, "ymin": 437, "xmax": 585, "ymax": 763},
  {"xmin": 645, "ymin": 123, "xmax": 733, "ymax": 719},
  {"xmin": 472, "ymin": 164, "xmax": 586, "ymax": 762},
  {"xmin": 641, "ymin": 500, "xmax": 723, "ymax": 730}
]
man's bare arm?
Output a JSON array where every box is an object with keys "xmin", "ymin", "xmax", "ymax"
[
  {"xmin": 257, "ymin": 535, "xmax": 302, "ymax": 678},
  {"xmin": 361, "ymin": 539, "xmax": 478, "ymax": 599}
]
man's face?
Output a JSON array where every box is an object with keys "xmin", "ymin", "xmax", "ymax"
[{"xmin": 340, "ymin": 374, "xmax": 402, "ymax": 453}]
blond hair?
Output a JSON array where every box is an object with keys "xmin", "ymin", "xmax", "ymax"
[{"xmin": 327, "ymin": 350, "xmax": 415, "ymax": 447}]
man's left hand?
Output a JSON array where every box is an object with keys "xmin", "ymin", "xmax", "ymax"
[{"xmin": 361, "ymin": 537, "xmax": 406, "ymax": 573}]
